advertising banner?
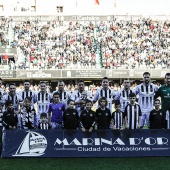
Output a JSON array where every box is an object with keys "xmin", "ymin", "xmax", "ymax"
[
  {"xmin": 0, "ymin": 70, "xmax": 16, "ymax": 78},
  {"xmin": 62, "ymin": 70, "xmax": 106, "ymax": 78},
  {"xmin": 0, "ymin": 48, "xmax": 17, "ymax": 54},
  {"xmin": 16, "ymin": 70, "xmax": 62, "ymax": 79},
  {"xmin": 2, "ymin": 129, "xmax": 170, "ymax": 158}
]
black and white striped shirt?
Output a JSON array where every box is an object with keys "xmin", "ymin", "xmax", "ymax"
[
  {"xmin": 3, "ymin": 93, "xmax": 23, "ymax": 110},
  {"xmin": 124, "ymin": 103, "xmax": 142, "ymax": 129},
  {"xmin": 52, "ymin": 90, "xmax": 71, "ymax": 106},
  {"xmin": 93, "ymin": 88, "xmax": 116, "ymax": 112},
  {"xmin": 0, "ymin": 89, "xmax": 4, "ymax": 100},
  {"xmin": 112, "ymin": 111, "xmax": 124, "ymax": 129},
  {"xmin": 38, "ymin": 122, "xmax": 51, "ymax": 129},
  {"xmin": 35, "ymin": 92, "xmax": 52, "ymax": 117},
  {"xmin": 114, "ymin": 89, "xmax": 133, "ymax": 112},
  {"xmin": 18, "ymin": 90, "xmax": 37, "ymax": 106},
  {"xmin": 20, "ymin": 106, "xmax": 36, "ymax": 128},
  {"xmin": 71, "ymin": 90, "xmax": 92, "ymax": 115},
  {"xmin": 0, "ymin": 108, "xmax": 4, "ymax": 128},
  {"xmin": 134, "ymin": 83, "xmax": 158, "ymax": 113}
]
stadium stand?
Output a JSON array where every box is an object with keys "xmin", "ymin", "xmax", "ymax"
[{"xmin": 0, "ymin": 16, "xmax": 170, "ymax": 70}]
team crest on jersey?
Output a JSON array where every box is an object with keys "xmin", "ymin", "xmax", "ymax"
[
  {"xmin": 105, "ymin": 113, "xmax": 108, "ymax": 116},
  {"xmin": 73, "ymin": 112, "xmax": 76, "ymax": 115},
  {"xmin": 90, "ymin": 114, "xmax": 93, "ymax": 117}
]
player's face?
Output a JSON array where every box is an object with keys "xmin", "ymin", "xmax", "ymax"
[
  {"xmin": 58, "ymin": 82, "xmax": 64, "ymax": 91},
  {"xmin": 123, "ymin": 80, "xmax": 130, "ymax": 89},
  {"xmin": 165, "ymin": 75, "xmax": 170, "ymax": 86},
  {"xmin": 100, "ymin": 100, "xmax": 106, "ymax": 107},
  {"xmin": 53, "ymin": 95, "xmax": 60, "ymax": 103},
  {"xmin": 78, "ymin": 82, "xmax": 85, "ymax": 92},
  {"xmin": 24, "ymin": 82, "xmax": 30, "ymax": 90},
  {"xmin": 129, "ymin": 97, "xmax": 136, "ymax": 105},
  {"xmin": 115, "ymin": 104, "xmax": 121, "ymax": 111},
  {"xmin": 143, "ymin": 74, "xmax": 150, "ymax": 84},
  {"xmin": 86, "ymin": 102, "xmax": 93, "ymax": 111},
  {"xmin": 154, "ymin": 101, "xmax": 160, "ymax": 109},
  {"xmin": 67, "ymin": 101, "xmax": 75, "ymax": 109},
  {"xmin": 9, "ymin": 85, "xmax": 16, "ymax": 95},
  {"xmin": 41, "ymin": 116, "xmax": 47, "ymax": 123},
  {"xmin": 102, "ymin": 79, "xmax": 109, "ymax": 89},
  {"xmin": 40, "ymin": 83, "xmax": 46, "ymax": 92},
  {"xmin": 25, "ymin": 99, "xmax": 31, "ymax": 107},
  {"xmin": 8, "ymin": 104, "xmax": 13, "ymax": 110}
]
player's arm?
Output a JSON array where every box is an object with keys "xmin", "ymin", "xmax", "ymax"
[
  {"xmin": 14, "ymin": 113, "xmax": 18, "ymax": 129},
  {"xmin": 93, "ymin": 89, "xmax": 99, "ymax": 104},
  {"xmin": 138, "ymin": 106, "xmax": 142, "ymax": 129},
  {"xmin": 89, "ymin": 112, "xmax": 96, "ymax": 132},
  {"xmin": 48, "ymin": 104, "xmax": 52, "ymax": 124},
  {"xmin": 62, "ymin": 110, "xmax": 66, "ymax": 128},
  {"xmin": 79, "ymin": 111, "xmax": 86, "ymax": 132},
  {"xmin": 33, "ymin": 109, "xmax": 37, "ymax": 128},
  {"xmin": 112, "ymin": 90, "xmax": 117, "ymax": 104},
  {"xmin": 111, "ymin": 112, "xmax": 115, "ymax": 130},
  {"xmin": 76, "ymin": 110, "xmax": 79, "ymax": 129},
  {"xmin": 154, "ymin": 87, "xmax": 161, "ymax": 99},
  {"xmin": 164, "ymin": 111, "xmax": 168, "ymax": 129},
  {"xmin": 124, "ymin": 106, "xmax": 128, "ymax": 129},
  {"xmin": 148, "ymin": 111, "xmax": 152, "ymax": 129}
]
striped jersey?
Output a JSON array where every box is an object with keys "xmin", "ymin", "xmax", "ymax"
[
  {"xmin": 35, "ymin": 92, "xmax": 52, "ymax": 117},
  {"xmin": 20, "ymin": 106, "xmax": 36, "ymax": 129},
  {"xmin": 71, "ymin": 90, "xmax": 92, "ymax": 115},
  {"xmin": 134, "ymin": 83, "xmax": 158, "ymax": 113},
  {"xmin": 114, "ymin": 89, "xmax": 133, "ymax": 112},
  {"xmin": 112, "ymin": 111, "xmax": 124, "ymax": 129},
  {"xmin": 2, "ymin": 93, "xmax": 23, "ymax": 110},
  {"xmin": 0, "ymin": 89, "xmax": 4, "ymax": 100},
  {"xmin": 166, "ymin": 110, "xmax": 170, "ymax": 129},
  {"xmin": 124, "ymin": 103, "xmax": 142, "ymax": 129},
  {"xmin": 52, "ymin": 90, "xmax": 71, "ymax": 106},
  {"xmin": 0, "ymin": 108, "xmax": 4, "ymax": 128},
  {"xmin": 93, "ymin": 88, "xmax": 116, "ymax": 112},
  {"xmin": 38, "ymin": 122, "xmax": 51, "ymax": 129},
  {"xmin": 18, "ymin": 90, "xmax": 37, "ymax": 106}
]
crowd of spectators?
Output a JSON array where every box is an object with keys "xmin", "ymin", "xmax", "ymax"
[{"xmin": 0, "ymin": 16, "xmax": 170, "ymax": 69}]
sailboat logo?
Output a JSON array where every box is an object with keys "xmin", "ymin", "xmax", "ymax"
[{"xmin": 13, "ymin": 131, "xmax": 47, "ymax": 157}]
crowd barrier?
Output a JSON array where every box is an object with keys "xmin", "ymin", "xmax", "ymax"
[{"xmin": 1, "ymin": 129, "xmax": 170, "ymax": 158}]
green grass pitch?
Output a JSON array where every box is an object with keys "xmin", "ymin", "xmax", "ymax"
[{"xmin": 1, "ymin": 157, "xmax": 170, "ymax": 170}]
